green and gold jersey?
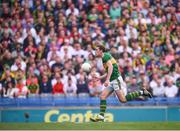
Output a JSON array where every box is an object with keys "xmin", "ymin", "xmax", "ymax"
[{"xmin": 102, "ymin": 52, "xmax": 120, "ymax": 81}]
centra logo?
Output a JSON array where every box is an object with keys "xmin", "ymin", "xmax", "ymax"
[{"xmin": 44, "ymin": 110, "xmax": 114, "ymax": 122}]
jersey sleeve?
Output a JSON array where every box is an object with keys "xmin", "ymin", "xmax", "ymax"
[{"xmin": 102, "ymin": 53, "xmax": 112, "ymax": 63}]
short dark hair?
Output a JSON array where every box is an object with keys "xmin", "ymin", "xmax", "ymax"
[{"xmin": 95, "ymin": 44, "xmax": 107, "ymax": 52}]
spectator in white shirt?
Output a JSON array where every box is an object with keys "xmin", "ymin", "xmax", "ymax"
[
  {"xmin": 3, "ymin": 81, "xmax": 17, "ymax": 98},
  {"xmin": 91, "ymin": 27, "xmax": 105, "ymax": 40},
  {"xmin": 47, "ymin": 42, "xmax": 61, "ymax": 62},
  {"xmin": 64, "ymin": 77, "xmax": 77, "ymax": 97},
  {"xmin": 63, "ymin": 71, "xmax": 77, "ymax": 86},
  {"xmin": 118, "ymin": 40, "xmax": 132, "ymax": 54},
  {"xmin": 65, "ymin": 3, "xmax": 79, "ymax": 17},
  {"xmin": 150, "ymin": 74, "xmax": 165, "ymax": 97},
  {"xmin": 73, "ymin": 43, "xmax": 85, "ymax": 58},
  {"xmin": 11, "ymin": 57, "xmax": 26, "ymax": 72},
  {"xmin": 116, "ymin": 28, "xmax": 128, "ymax": 44},
  {"xmin": 60, "ymin": 39, "xmax": 74, "ymax": 60},
  {"xmin": 125, "ymin": 22, "xmax": 138, "ymax": 40},
  {"xmin": 131, "ymin": 39, "xmax": 141, "ymax": 57},
  {"xmin": 164, "ymin": 76, "xmax": 178, "ymax": 98}
]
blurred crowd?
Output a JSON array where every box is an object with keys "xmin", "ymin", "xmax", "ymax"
[{"xmin": 0, "ymin": 0, "xmax": 179, "ymax": 99}]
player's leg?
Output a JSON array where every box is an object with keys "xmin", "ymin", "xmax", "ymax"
[
  {"xmin": 90, "ymin": 87, "xmax": 114, "ymax": 122},
  {"xmin": 111, "ymin": 77, "xmax": 127, "ymax": 103},
  {"xmin": 99, "ymin": 87, "xmax": 114, "ymax": 117},
  {"xmin": 113, "ymin": 76, "xmax": 152, "ymax": 102},
  {"xmin": 125, "ymin": 89, "xmax": 152, "ymax": 101},
  {"xmin": 114, "ymin": 89, "xmax": 127, "ymax": 103}
]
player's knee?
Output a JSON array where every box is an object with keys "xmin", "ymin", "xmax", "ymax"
[
  {"xmin": 119, "ymin": 98, "xmax": 127, "ymax": 103},
  {"xmin": 100, "ymin": 94, "xmax": 107, "ymax": 100},
  {"xmin": 120, "ymin": 99, "xmax": 127, "ymax": 103}
]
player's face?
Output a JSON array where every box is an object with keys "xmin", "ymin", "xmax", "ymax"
[{"xmin": 95, "ymin": 48, "xmax": 102, "ymax": 57}]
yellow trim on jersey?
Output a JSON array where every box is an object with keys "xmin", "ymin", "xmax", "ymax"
[
  {"xmin": 111, "ymin": 58, "xmax": 117, "ymax": 64},
  {"xmin": 103, "ymin": 58, "xmax": 117, "ymax": 69}
]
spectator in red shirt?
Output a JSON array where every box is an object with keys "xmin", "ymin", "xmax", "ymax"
[
  {"xmin": 52, "ymin": 73, "xmax": 64, "ymax": 94},
  {"xmin": 24, "ymin": 41, "xmax": 37, "ymax": 57},
  {"xmin": 14, "ymin": 78, "xmax": 28, "ymax": 98}
]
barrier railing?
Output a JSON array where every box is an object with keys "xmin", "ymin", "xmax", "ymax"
[{"xmin": 0, "ymin": 96, "xmax": 179, "ymax": 107}]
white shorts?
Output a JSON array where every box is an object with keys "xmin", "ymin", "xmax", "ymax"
[{"xmin": 105, "ymin": 76, "xmax": 127, "ymax": 96}]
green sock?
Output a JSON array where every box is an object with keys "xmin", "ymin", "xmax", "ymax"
[
  {"xmin": 100, "ymin": 100, "xmax": 106, "ymax": 117},
  {"xmin": 125, "ymin": 91, "xmax": 143, "ymax": 101}
]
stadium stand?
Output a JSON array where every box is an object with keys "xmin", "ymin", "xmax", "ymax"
[{"xmin": 0, "ymin": 0, "xmax": 179, "ymax": 107}]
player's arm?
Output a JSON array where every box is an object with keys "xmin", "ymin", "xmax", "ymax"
[
  {"xmin": 96, "ymin": 60, "xmax": 113, "ymax": 83},
  {"xmin": 99, "ymin": 73, "xmax": 107, "ymax": 80},
  {"xmin": 102, "ymin": 60, "xmax": 113, "ymax": 87},
  {"xmin": 94, "ymin": 73, "xmax": 107, "ymax": 82}
]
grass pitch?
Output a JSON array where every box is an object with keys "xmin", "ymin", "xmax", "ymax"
[{"xmin": 0, "ymin": 122, "xmax": 179, "ymax": 130}]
